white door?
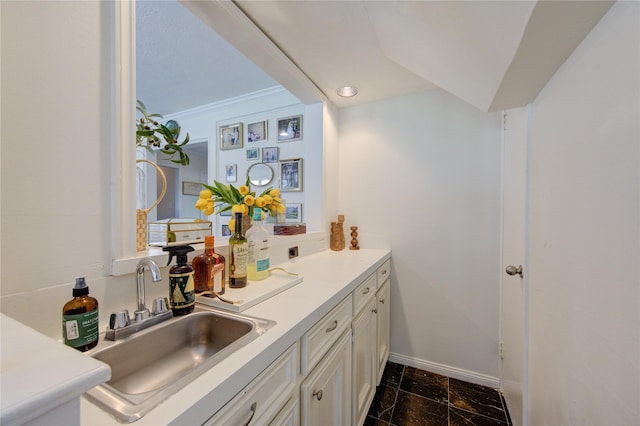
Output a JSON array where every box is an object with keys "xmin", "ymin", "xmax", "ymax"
[{"xmin": 500, "ymin": 106, "xmax": 530, "ymax": 426}]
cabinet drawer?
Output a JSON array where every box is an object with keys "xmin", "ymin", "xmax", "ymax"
[
  {"xmin": 204, "ymin": 343, "xmax": 298, "ymax": 426},
  {"xmin": 301, "ymin": 295, "xmax": 352, "ymax": 375},
  {"xmin": 377, "ymin": 259, "xmax": 391, "ymax": 288},
  {"xmin": 352, "ymin": 273, "xmax": 376, "ymax": 315}
]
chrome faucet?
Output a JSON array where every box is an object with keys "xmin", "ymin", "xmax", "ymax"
[
  {"xmin": 136, "ymin": 257, "xmax": 162, "ymax": 320},
  {"xmin": 106, "ymin": 257, "xmax": 172, "ymax": 341}
]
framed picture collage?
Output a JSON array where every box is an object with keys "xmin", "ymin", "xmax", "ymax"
[{"xmin": 217, "ymin": 114, "xmax": 305, "ymax": 235}]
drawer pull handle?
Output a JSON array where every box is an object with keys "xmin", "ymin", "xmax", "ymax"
[
  {"xmin": 381, "ymin": 269, "xmax": 387, "ymax": 275},
  {"xmin": 380, "ymin": 298, "xmax": 385, "ymax": 304},
  {"xmin": 326, "ymin": 320, "xmax": 338, "ymax": 332},
  {"xmin": 313, "ymin": 389, "xmax": 323, "ymax": 400},
  {"xmin": 363, "ymin": 287, "xmax": 370, "ymax": 295},
  {"xmin": 241, "ymin": 402, "xmax": 257, "ymax": 426},
  {"xmin": 372, "ymin": 308, "xmax": 378, "ymax": 314}
]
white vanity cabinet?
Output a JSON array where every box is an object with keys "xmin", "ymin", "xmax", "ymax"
[
  {"xmin": 351, "ymin": 273, "xmax": 378, "ymax": 426},
  {"xmin": 203, "ymin": 343, "xmax": 298, "ymax": 426}
]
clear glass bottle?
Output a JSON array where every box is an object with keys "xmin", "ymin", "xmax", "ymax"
[
  {"xmin": 193, "ymin": 235, "xmax": 226, "ymax": 295},
  {"xmin": 247, "ymin": 209, "xmax": 271, "ymax": 281},
  {"xmin": 229, "ymin": 212, "xmax": 248, "ymax": 288}
]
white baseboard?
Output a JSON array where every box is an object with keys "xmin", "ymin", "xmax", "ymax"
[{"xmin": 388, "ymin": 352, "xmax": 500, "ymax": 389}]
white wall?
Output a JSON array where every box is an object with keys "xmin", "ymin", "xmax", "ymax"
[
  {"xmin": 338, "ymin": 90, "xmax": 503, "ymax": 383},
  {"xmin": 322, "ymin": 101, "xmax": 340, "ymax": 235},
  {"xmin": 528, "ymin": 2, "xmax": 640, "ymax": 424},
  {"xmin": 0, "ymin": 1, "xmax": 145, "ymax": 338},
  {"xmin": 1, "ymin": 1, "xmax": 109, "ymax": 291}
]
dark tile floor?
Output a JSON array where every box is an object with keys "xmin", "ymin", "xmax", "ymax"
[{"xmin": 365, "ymin": 361, "xmax": 512, "ymax": 426}]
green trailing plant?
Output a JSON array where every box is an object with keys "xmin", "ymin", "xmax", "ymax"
[{"xmin": 136, "ymin": 100, "xmax": 190, "ymax": 165}]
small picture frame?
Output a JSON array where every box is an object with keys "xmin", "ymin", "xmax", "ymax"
[
  {"xmin": 246, "ymin": 147, "xmax": 260, "ymax": 161},
  {"xmin": 277, "ymin": 115, "xmax": 302, "ymax": 142},
  {"xmin": 225, "ymin": 164, "xmax": 237, "ymax": 183},
  {"xmin": 247, "ymin": 120, "xmax": 267, "ymax": 143},
  {"xmin": 221, "ymin": 224, "xmax": 231, "ymax": 237},
  {"xmin": 219, "ymin": 123, "xmax": 243, "ymax": 150},
  {"xmin": 262, "ymin": 147, "xmax": 279, "ymax": 163},
  {"xmin": 182, "ymin": 181, "xmax": 201, "ymax": 196},
  {"xmin": 285, "ymin": 203, "xmax": 302, "ymax": 223},
  {"xmin": 279, "ymin": 158, "xmax": 303, "ymax": 192}
]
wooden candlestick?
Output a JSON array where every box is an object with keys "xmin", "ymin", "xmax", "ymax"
[{"xmin": 349, "ymin": 226, "xmax": 360, "ymax": 250}]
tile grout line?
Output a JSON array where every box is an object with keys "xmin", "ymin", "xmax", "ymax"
[{"xmin": 387, "ymin": 364, "xmax": 404, "ymax": 425}]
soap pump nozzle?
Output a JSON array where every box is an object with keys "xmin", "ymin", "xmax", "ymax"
[
  {"xmin": 163, "ymin": 245, "xmax": 194, "ymax": 266},
  {"xmin": 73, "ymin": 277, "xmax": 90, "ymax": 297}
]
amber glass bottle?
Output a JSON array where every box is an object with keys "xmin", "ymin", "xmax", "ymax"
[
  {"xmin": 193, "ymin": 235, "xmax": 226, "ymax": 294},
  {"xmin": 62, "ymin": 277, "xmax": 99, "ymax": 352}
]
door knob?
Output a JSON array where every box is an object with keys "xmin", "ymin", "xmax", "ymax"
[{"xmin": 505, "ymin": 265, "xmax": 523, "ymax": 278}]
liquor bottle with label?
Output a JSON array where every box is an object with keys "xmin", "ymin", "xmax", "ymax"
[
  {"xmin": 247, "ymin": 209, "xmax": 270, "ymax": 281},
  {"xmin": 193, "ymin": 235, "xmax": 226, "ymax": 295},
  {"xmin": 229, "ymin": 212, "xmax": 248, "ymax": 288}
]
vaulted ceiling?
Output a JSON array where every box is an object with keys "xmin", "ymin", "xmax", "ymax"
[{"xmin": 138, "ymin": 0, "xmax": 614, "ymax": 115}]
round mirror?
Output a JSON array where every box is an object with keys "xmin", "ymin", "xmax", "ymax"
[{"xmin": 247, "ymin": 163, "xmax": 274, "ymax": 186}]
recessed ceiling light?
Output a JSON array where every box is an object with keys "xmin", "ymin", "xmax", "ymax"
[{"xmin": 337, "ymin": 86, "xmax": 358, "ymax": 97}]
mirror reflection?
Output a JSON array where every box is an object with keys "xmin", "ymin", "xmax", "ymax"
[
  {"xmin": 247, "ymin": 163, "xmax": 274, "ymax": 187},
  {"xmin": 154, "ymin": 141, "xmax": 208, "ymax": 220},
  {"xmin": 135, "ymin": 0, "xmax": 278, "ymax": 223},
  {"xmin": 136, "ymin": 1, "xmax": 212, "ymax": 222}
]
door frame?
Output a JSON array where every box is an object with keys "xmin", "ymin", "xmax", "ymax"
[{"xmin": 498, "ymin": 105, "xmax": 532, "ymax": 426}]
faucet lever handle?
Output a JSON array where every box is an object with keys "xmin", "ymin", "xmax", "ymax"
[
  {"xmin": 151, "ymin": 297, "xmax": 170, "ymax": 315},
  {"xmin": 134, "ymin": 309, "xmax": 151, "ymax": 322},
  {"xmin": 109, "ymin": 310, "xmax": 130, "ymax": 330}
]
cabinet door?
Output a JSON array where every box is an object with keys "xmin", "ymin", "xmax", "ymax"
[
  {"xmin": 352, "ymin": 298, "xmax": 377, "ymax": 426},
  {"xmin": 376, "ymin": 279, "xmax": 391, "ymax": 384},
  {"xmin": 301, "ymin": 330, "xmax": 352, "ymax": 426},
  {"xmin": 269, "ymin": 397, "xmax": 299, "ymax": 426}
]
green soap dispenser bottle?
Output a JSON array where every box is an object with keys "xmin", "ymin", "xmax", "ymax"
[
  {"xmin": 62, "ymin": 277, "xmax": 99, "ymax": 352},
  {"xmin": 163, "ymin": 245, "xmax": 195, "ymax": 315}
]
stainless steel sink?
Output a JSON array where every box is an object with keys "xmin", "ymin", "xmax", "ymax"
[{"xmin": 84, "ymin": 305, "xmax": 275, "ymax": 423}]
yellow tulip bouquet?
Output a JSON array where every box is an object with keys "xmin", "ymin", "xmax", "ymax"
[{"xmin": 195, "ymin": 176, "xmax": 285, "ymax": 230}]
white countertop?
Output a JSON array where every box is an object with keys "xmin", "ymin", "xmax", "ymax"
[
  {"xmin": 81, "ymin": 248, "xmax": 391, "ymax": 425},
  {"xmin": 1, "ymin": 314, "xmax": 111, "ymax": 426}
]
